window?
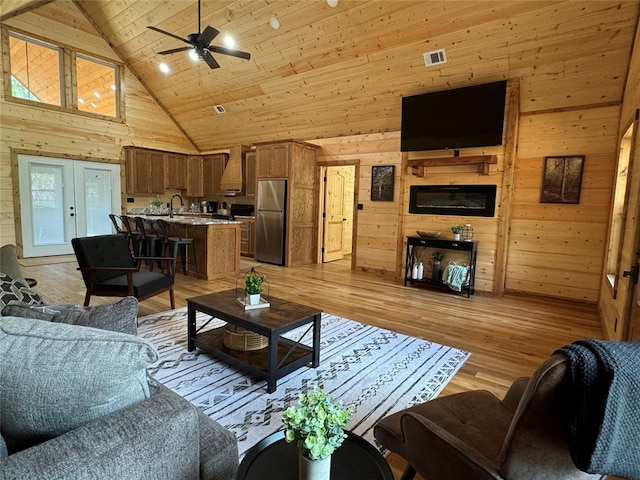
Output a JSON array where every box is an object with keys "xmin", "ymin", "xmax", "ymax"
[
  {"xmin": 76, "ymin": 54, "xmax": 120, "ymax": 118},
  {"xmin": 9, "ymin": 32, "xmax": 63, "ymax": 107},
  {"xmin": 605, "ymin": 121, "xmax": 635, "ymax": 294}
]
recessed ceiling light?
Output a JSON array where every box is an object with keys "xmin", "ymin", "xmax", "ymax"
[
  {"xmin": 78, "ymin": 98, "xmax": 85, "ymax": 104},
  {"xmin": 90, "ymin": 102, "xmax": 97, "ymax": 108},
  {"xmin": 188, "ymin": 49, "xmax": 200, "ymax": 62},
  {"xmin": 224, "ymin": 36, "xmax": 235, "ymax": 48},
  {"xmin": 269, "ymin": 16, "xmax": 280, "ymax": 30},
  {"xmin": 93, "ymin": 91, "xmax": 100, "ymax": 98},
  {"xmin": 159, "ymin": 63, "xmax": 170, "ymax": 74},
  {"xmin": 327, "ymin": 0, "xmax": 338, "ymax": 7},
  {"xmin": 110, "ymin": 84, "xmax": 117, "ymax": 91}
]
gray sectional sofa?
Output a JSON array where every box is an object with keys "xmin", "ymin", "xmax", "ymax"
[{"xmin": 0, "ymin": 245, "xmax": 238, "ymax": 479}]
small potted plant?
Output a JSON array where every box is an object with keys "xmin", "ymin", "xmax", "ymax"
[
  {"xmin": 282, "ymin": 387, "xmax": 355, "ymax": 480},
  {"xmin": 244, "ymin": 267, "xmax": 265, "ymax": 305},
  {"xmin": 451, "ymin": 225, "xmax": 463, "ymax": 240},
  {"xmin": 431, "ymin": 251, "xmax": 445, "ymax": 282},
  {"xmin": 150, "ymin": 196, "xmax": 163, "ymax": 212}
]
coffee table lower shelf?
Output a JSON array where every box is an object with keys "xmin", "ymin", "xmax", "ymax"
[{"xmin": 194, "ymin": 327, "xmax": 314, "ymax": 387}]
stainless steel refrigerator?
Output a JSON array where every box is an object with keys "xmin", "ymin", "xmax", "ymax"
[{"xmin": 256, "ymin": 180, "xmax": 287, "ymax": 265}]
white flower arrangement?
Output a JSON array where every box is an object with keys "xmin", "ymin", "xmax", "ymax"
[{"xmin": 282, "ymin": 387, "xmax": 355, "ymax": 460}]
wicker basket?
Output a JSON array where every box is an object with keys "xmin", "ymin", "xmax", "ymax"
[{"xmin": 223, "ymin": 324, "xmax": 268, "ymax": 351}]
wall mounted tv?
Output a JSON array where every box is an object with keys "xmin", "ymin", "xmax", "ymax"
[{"xmin": 401, "ymin": 80, "xmax": 507, "ymax": 152}]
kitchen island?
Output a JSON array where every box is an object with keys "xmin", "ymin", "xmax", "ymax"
[{"xmin": 133, "ymin": 214, "xmax": 241, "ymax": 280}]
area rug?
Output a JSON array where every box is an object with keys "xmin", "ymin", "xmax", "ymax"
[{"xmin": 138, "ymin": 307, "xmax": 470, "ymax": 457}]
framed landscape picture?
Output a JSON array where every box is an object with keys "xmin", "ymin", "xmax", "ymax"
[
  {"xmin": 540, "ymin": 155, "xmax": 585, "ymax": 204},
  {"xmin": 371, "ymin": 165, "xmax": 394, "ymax": 201}
]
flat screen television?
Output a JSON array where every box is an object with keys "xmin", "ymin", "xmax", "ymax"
[{"xmin": 401, "ymin": 80, "xmax": 507, "ymax": 152}]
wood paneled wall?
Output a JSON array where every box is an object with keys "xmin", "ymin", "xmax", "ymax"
[
  {"xmin": 0, "ymin": 2, "xmax": 194, "ymax": 246},
  {"xmin": 509, "ymin": 107, "xmax": 619, "ymax": 302}
]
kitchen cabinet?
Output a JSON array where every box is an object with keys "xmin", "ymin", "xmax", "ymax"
[
  {"xmin": 244, "ymin": 151, "xmax": 256, "ymax": 196},
  {"xmin": 186, "ymin": 156, "xmax": 204, "ymax": 196},
  {"xmin": 256, "ymin": 143, "xmax": 289, "ymax": 178},
  {"xmin": 202, "ymin": 154, "xmax": 228, "ymax": 196},
  {"xmin": 125, "ymin": 148, "xmax": 166, "ymax": 194},
  {"xmin": 239, "ymin": 217, "xmax": 255, "ymax": 257},
  {"xmin": 255, "ymin": 141, "xmax": 319, "ymax": 266},
  {"xmin": 165, "ymin": 153, "xmax": 188, "ymax": 189}
]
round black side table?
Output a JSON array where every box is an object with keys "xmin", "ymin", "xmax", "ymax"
[{"xmin": 236, "ymin": 430, "xmax": 393, "ymax": 480}]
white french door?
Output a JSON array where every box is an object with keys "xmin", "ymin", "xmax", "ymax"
[{"xmin": 18, "ymin": 155, "xmax": 121, "ymax": 257}]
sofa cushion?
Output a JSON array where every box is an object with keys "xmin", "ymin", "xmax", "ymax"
[
  {"xmin": 0, "ymin": 316, "xmax": 158, "ymax": 452},
  {"xmin": 1, "ymin": 297, "xmax": 139, "ymax": 335},
  {"xmin": 0, "ymin": 273, "xmax": 43, "ymax": 309}
]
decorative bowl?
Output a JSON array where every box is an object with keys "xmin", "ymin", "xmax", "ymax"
[{"xmin": 416, "ymin": 231, "xmax": 441, "ymax": 238}]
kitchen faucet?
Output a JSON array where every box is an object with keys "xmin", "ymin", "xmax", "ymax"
[{"xmin": 170, "ymin": 194, "xmax": 184, "ymax": 218}]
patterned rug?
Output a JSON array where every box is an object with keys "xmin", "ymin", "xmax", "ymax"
[{"xmin": 138, "ymin": 307, "xmax": 470, "ymax": 457}]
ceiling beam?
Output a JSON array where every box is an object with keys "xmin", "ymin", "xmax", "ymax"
[{"xmin": 71, "ymin": 0, "xmax": 199, "ymax": 152}]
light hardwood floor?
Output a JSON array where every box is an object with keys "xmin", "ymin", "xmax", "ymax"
[{"xmin": 21, "ymin": 255, "xmax": 603, "ymax": 479}]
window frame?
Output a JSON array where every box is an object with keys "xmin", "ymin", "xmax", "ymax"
[{"xmin": 2, "ymin": 27, "xmax": 124, "ymax": 123}]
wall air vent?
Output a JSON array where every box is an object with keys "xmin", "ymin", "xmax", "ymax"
[
  {"xmin": 213, "ymin": 105, "xmax": 226, "ymax": 114},
  {"xmin": 423, "ymin": 49, "xmax": 447, "ymax": 67}
]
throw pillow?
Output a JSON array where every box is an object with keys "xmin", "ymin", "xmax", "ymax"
[
  {"xmin": 1, "ymin": 302, "xmax": 76, "ymax": 321},
  {"xmin": 0, "ymin": 316, "xmax": 158, "ymax": 450},
  {"xmin": 1, "ymin": 297, "xmax": 139, "ymax": 335},
  {"xmin": 0, "ymin": 273, "xmax": 43, "ymax": 309}
]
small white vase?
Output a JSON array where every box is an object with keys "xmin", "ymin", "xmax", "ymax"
[
  {"xmin": 247, "ymin": 294, "xmax": 261, "ymax": 305},
  {"xmin": 453, "ymin": 233, "xmax": 461, "ymax": 241},
  {"xmin": 298, "ymin": 452, "xmax": 331, "ymax": 480}
]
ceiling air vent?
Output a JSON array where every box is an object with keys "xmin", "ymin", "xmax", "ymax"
[
  {"xmin": 423, "ymin": 49, "xmax": 447, "ymax": 67},
  {"xmin": 213, "ymin": 105, "xmax": 226, "ymax": 114}
]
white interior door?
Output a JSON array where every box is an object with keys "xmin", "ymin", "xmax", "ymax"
[{"xmin": 18, "ymin": 155, "xmax": 121, "ymax": 257}]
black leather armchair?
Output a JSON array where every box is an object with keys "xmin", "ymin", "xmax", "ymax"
[{"xmin": 71, "ymin": 234, "xmax": 175, "ymax": 308}]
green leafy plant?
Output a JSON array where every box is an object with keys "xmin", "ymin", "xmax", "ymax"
[
  {"xmin": 451, "ymin": 225, "xmax": 463, "ymax": 234},
  {"xmin": 282, "ymin": 387, "xmax": 355, "ymax": 460},
  {"xmin": 244, "ymin": 267, "xmax": 266, "ymax": 295},
  {"xmin": 431, "ymin": 251, "xmax": 444, "ymax": 262}
]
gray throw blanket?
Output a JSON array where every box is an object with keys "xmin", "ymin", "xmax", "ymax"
[{"xmin": 556, "ymin": 340, "xmax": 640, "ymax": 479}]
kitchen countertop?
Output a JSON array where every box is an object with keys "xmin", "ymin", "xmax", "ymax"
[{"xmin": 134, "ymin": 214, "xmax": 241, "ymax": 226}]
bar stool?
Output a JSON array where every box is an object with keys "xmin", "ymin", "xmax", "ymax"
[
  {"xmin": 120, "ymin": 215, "xmax": 141, "ymax": 255},
  {"xmin": 133, "ymin": 216, "xmax": 162, "ymax": 269},
  {"xmin": 155, "ymin": 219, "xmax": 199, "ymax": 277}
]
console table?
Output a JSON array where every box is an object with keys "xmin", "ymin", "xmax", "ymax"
[{"xmin": 404, "ymin": 236, "xmax": 479, "ymax": 297}]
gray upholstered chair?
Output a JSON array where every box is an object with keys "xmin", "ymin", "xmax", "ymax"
[
  {"xmin": 374, "ymin": 354, "xmax": 601, "ymax": 480},
  {"xmin": 71, "ymin": 234, "xmax": 175, "ymax": 308}
]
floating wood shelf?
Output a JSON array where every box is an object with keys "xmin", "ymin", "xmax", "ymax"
[{"xmin": 406, "ymin": 155, "xmax": 498, "ymax": 176}]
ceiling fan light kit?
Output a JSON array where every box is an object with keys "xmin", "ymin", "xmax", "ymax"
[{"xmin": 148, "ymin": 0, "xmax": 251, "ymax": 70}]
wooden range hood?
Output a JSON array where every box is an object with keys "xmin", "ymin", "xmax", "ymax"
[{"xmin": 219, "ymin": 145, "xmax": 250, "ymax": 195}]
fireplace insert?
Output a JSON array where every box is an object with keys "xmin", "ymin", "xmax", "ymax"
[{"xmin": 409, "ymin": 185, "xmax": 497, "ymax": 217}]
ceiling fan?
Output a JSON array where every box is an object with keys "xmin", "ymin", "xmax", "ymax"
[{"xmin": 147, "ymin": 0, "xmax": 251, "ymax": 69}]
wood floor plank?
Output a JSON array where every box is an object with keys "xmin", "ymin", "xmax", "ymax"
[{"xmin": 21, "ymin": 255, "xmax": 603, "ymax": 479}]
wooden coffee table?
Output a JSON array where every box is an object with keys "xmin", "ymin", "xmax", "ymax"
[{"xmin": 187, "ymin": 289, "xmax": 322, "ymax": 393}]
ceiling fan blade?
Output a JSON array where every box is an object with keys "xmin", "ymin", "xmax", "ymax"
[
  {"xmin": 208, "ymin": 45, "xmax": 251, "ymax": 61},
  {"xmin": 198, "ymin": 25, "xmax": 219, "ymax": 47},
  {"xmin": 158, "ymin": 46, "xmax": 193, "ymax": 55},
  {"xmin": 201, "ymin": 50, "xmax": 220, "ymax": 69},
  {"xmin": 147, "ymin": 26, "xmax": 190, "ymax": 44}
]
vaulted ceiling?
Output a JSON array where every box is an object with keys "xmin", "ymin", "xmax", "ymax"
[{"xmin": 2, "ymin": 0, "xmax": 639, "ymax": 151}]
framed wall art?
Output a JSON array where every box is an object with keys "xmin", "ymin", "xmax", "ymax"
[
  {"xmin": 371, "ymin": 165, "xmax": 395, "ymax": 201},
  {"xmin": 540, "ymin": 155, "xmax": 585, "ymax": 204}
]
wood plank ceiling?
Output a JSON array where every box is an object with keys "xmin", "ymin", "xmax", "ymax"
[{"xmin": 2, "ymin": 0, "xmax": 638, "ymax": 152}]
